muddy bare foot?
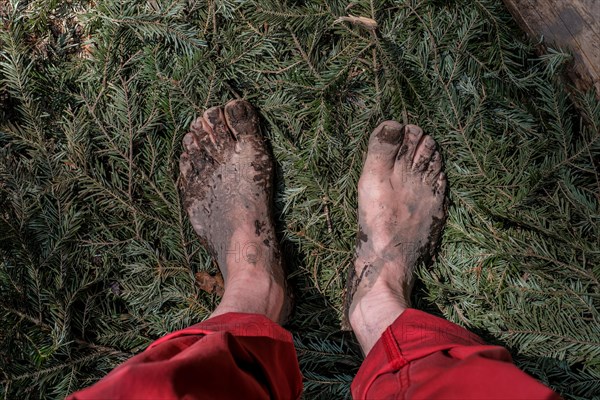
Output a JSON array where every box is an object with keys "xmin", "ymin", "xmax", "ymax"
[
  {"xmin": 344, "ymin": 122, "xmax": 447, "ymax": 354},
  {"xmin": 179, "ymin": 100, "xmax": 289, "ymax": 324}
]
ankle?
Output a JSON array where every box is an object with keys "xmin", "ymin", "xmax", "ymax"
[
  {"xmin": 211, "ymin": 268, "xmax": 286, "ymax": 323},
  {"xmin": 349, "ymin": 278, "xmax": 409, "ymax": 355}
]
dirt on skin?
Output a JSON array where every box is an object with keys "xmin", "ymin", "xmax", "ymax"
[
  {"xmin": 178, "ymin": 100, "xmax": 282, "ymax": 283},
  {"xmin": 179, "ymin": 104, "xmax": 446, "ymax": 329},
  {"xmin": 342, "ymin": 122, "xmax": 448, "ymax": 330}
]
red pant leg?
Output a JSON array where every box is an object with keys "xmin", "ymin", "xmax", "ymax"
[
  {"xmin": 352, "ymin": 309, "xmax": 559, "ymax": 399},
  {"xmin": 68, "ymin": 313, "xmax": 303, "ymax": 400}
]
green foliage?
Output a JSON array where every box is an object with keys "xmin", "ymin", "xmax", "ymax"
[{"xmin": 1, "ymin": 0, "xmax": 599, "ymax": 398}]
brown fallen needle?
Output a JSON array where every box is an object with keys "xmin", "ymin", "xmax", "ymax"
[
  {"xmin": 334, "ymin": 15, "xmax": 378, "ymax": 30},
  {"xmin": 195, "ymin": 271, "xmax": 224, "ymax": 296}
]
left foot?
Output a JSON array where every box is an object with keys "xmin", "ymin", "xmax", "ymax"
[{"xmin": 179, "ymin": 100, "xmax": 289, "ymax": 323}]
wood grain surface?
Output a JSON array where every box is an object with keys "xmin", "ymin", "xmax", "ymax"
[{"xmin": 503, "ymin": 0, "xmax": 599, "ymax": 96}]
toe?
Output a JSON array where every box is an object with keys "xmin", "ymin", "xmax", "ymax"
[
  {"xmin": 204, "ymin": 106, "xmax": 233, "ymax": 143},
  {"xmin": 424, "ymin": 151, "xmax": 443, "ymax": 183},
  {"xmin": 184, "ymin": 118, "xmax": 219, "ymax": 162},
  {"xmin": 434, "ymin": 172, "xmax": 447, "ymax": 196},
  {"xmin": 224, "ymin": 99, "xmax": 260, "ymax": 138},
  {"xmin": 190, "ymin": 116, "xmax": 216, "ymax": 145},
  {"xmin": 182, "ymin": 131, "xmax": 200, "ymax": 152},
  {"xmin": 363, "ymin": 121, "xmax": 404, "ymax": 171},
  {"xmin": 179, "ymin": 151, "xmax": 192, "ymax": 186},
  {"xmin": 412, "ymin": 135, "xmax": 436, "ymax": 172},
  {"xmin": 396, "ymin": 124, "xmax": 423, "ymax": 165}
]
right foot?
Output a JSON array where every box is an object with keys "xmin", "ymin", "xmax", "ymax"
[{"xmin": 346, "ymin": 122, "xmax": 448, "ymax": 354}]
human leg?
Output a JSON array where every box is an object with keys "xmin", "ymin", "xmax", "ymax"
[
  {"xmin": 69, "ymin": 100, "xmax": 302, "ymax": 400},
  {"xmin": 347, "ymin": 122, "xmax": 557, "ymax": 399}
]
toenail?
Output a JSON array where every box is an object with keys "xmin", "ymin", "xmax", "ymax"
[
  {"xmin": 200, "ymin": 119, "xmax": 217, "ymax": 143},
  {"xmin": 190, "ymin": 117, "xmax": 203, "ymax": 131},
  {"xmin": 206, "ymin": 113, "xmax": 217, "ymax": 125},
  {"xmin": 205, "ymin": 107, "xmax": 222, "ymax": 126},
  {"xmin": 232, "ymin": 103, "xmax": 248, "ymax": 120},
  {"xmin": 201, "ymin": 119, "xmax": 213, "ymax": 133},
  {"xmin": 406, "ymin": 125, "xmax": 422, "ymax": 135},
  {"xmin": 423, "ymin": 136, "xmax": 436, "ymax": 149},
  {"xmin": 378, "ymin": 125, "xmax": 403, "ymax": 144}
]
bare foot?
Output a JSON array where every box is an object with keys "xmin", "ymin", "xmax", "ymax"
[
  {"xmin": 345, "ymin": 122, "xmax": 447, "ymax": 354},
  {"xmin": 179, "ymin": 100, "xmax": 289, "ymax": 323}
]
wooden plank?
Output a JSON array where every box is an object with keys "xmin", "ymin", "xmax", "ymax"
[{"xmin": 502, "ymin": 0, "xmax": 600, "ymax": 96}]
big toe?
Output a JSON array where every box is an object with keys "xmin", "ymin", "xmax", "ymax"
[
  {"xmin": 224, "ymin": 99, "xmax": 260, "ymax": 138},
  {"xmin": 363, "ymin": 121, "xmax": 404, "ymax": 172}
]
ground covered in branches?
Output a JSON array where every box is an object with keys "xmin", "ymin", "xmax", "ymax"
[{"xmin": 1, "ymin": 0, "xmax": 599, "ymax": 398}]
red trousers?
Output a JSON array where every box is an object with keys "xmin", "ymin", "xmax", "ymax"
[{"xmin": 69, "ymin": 309, "xmax": 558, "ymax": 399}]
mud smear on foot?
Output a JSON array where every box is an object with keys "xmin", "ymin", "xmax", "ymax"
[
  {"xmin": 356, "ymin": 225, "xmax": 368, "ymax": 245},
  {"xmin": 342, "ymin": 224, "xmax": 372, "ymax": 329},
  {"xmin": 341, "ymin": 123, "xmax": 449, "ymax": 331},
  {"xmin": 179, "ymin": 100, "xmax": 294, "ymax": 324},
  {"xmin": 179, "ymin": 101, "xmax": 275, "ymax": 273},
  {"xmin": 255, "ymin": 219, "xmax": 266, "ymax": 236},
  {"xmin": 341, "ymin": 262, "xmax": 359, "ymax": 331},
  {"xmin": 341, "ymin": 211, "xmax": 448, "ymax": 331}
]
